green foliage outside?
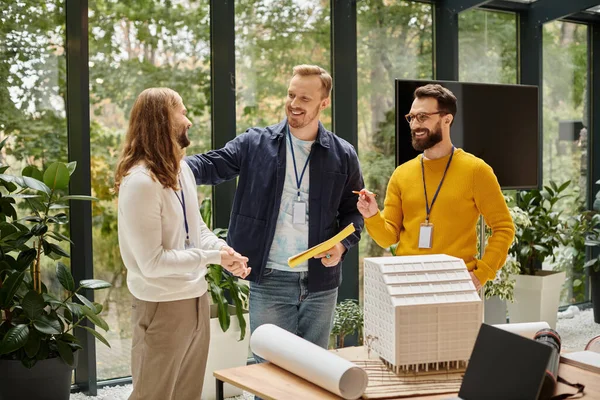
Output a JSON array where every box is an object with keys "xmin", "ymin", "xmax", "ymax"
[{"xmin": 0, "ymin": 0, "xmax": 592, "ymax": 376}]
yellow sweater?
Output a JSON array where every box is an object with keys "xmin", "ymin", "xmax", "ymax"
[{"xmin": 365, "ymin": 148, "xmax": 515, "ymax": 285}]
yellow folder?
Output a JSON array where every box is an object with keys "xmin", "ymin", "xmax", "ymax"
[{"xmin": 287, "ymin": 223, "xmax": 356, "ymax": 268}]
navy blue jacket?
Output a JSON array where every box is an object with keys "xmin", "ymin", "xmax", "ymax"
[{"xmin": 185, "ymin": 119, "xmax": 364, "ymax": 292}]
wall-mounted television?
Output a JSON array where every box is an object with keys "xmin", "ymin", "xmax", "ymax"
[{"xmin": 396, "ymin": 79, "xmax": 539, "ymax": 190}]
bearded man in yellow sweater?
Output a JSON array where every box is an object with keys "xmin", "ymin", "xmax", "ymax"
[{"xmin": 357, "ymin": 84, "xmax": 514, "ymax": 290}]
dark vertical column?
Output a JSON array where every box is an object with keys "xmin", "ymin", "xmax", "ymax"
[
  {"xmin": 434, "ymin": 2, "xmax": 459, "ymax": 81},
  {"xmin": 518, "ymin": 9, "xmax": 543, "ymax": 188},
  {"xmin": 210, "ymin": 0, "xmax": 237, "ymax": 229},
  {"xmin": 66, "ymin": 0, "xmax": 96, "ymax": 394},
  {"xmin": 331, "ymin": 0, "xmax": 359, "ymax": 304}
]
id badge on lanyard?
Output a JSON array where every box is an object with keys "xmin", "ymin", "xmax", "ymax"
[
  {"xmin": 174, "ymin": 179, "xmax": 195, "ymax": 249},
  {"xmin": 288, "ymin": 125, "xmax": 311, "ymax": 225},
  {"xmin": 419, "ymin": 147, "xmax": 454, "ymax": 249}
]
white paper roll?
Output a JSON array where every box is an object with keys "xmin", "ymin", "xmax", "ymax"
[
  {"xmin": 492, "ymin": 322, "xmax": 551, "ymax": 339},
  {"xmin": 250, "ymin": 324, "xmax": 368, "ymax": 400}
]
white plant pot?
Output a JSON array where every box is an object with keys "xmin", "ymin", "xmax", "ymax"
[
  {"xmin": 202, "ymin": 304, "xmax": 250, "ymax": 400},
  {"xmin": 506, "ymin": 271, "xmax": 566, "ymax": 329},
  {"xmin": 484, "ymin": 295, "xmax": 508, "ymax": 325}
]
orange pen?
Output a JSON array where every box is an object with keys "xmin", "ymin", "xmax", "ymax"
[{"xmin": 352, "ymin": 190, "xmax": 377, "ymax": 197}]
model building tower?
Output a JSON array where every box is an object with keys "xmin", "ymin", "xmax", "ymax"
[{"xmin": 364, "ymin": 254, "xmax": 482, "ymax": 373}]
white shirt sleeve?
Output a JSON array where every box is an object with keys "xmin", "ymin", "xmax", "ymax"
[{"xmin": 119, "ymin": 172, "xmax": 221, "ymax": 278}]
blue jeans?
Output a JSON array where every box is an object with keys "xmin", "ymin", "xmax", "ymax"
[{"xmin": 249, "ymin": 268, "xmax": 338, "ymax": 363}]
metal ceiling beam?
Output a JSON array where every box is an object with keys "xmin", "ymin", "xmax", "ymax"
[
  {"xmin": 529, "ymin": 0, "xmax": 600, "ymax": 26},
  {"xmin": 443, "ymin": 0, "xmax": 493, "ymax": 12}
]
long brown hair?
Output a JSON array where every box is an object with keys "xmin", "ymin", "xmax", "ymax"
[{"xmin": 114, "ymin": 88, "xmax": 184, "ymax": 192}]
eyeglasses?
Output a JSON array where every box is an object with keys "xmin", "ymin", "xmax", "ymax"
[{"xmin": 404, "ymin": 111, "xmax": 443, "ymax": 124}]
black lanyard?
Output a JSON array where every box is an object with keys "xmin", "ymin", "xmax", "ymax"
[
  {"xmin": 173, "ymin": 179, "xmax": 190, "ymax": 242},
  {"xmin": 421, "ymin": 147, "xmax": 454, "ymax": 223},
  {"xmin": 287, "ymin": 124, "xmax": 312, "ymax": 201}
]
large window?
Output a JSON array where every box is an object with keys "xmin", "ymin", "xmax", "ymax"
[
  {"xmin": 88, "ymin": 0, "xmax": 212, "ymax": 380},
  {"xmin": 542, "ymin": 21, "xmax": 589, "ymax": 305},
  {"xmin": 356, "ymin": 0, "xmax": 433, "ymax": 301},
  {"xmin": 459, "ymin": 9, "xmax": 517, "ymax": 84},
  {"xmin": 235, "ymin": 0, "xmax": 331, "ymax": 131}
]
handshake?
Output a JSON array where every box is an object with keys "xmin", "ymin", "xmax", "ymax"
[{"xmin": 219, "ymin": 245, "xmax": 251, "ymax": 279}]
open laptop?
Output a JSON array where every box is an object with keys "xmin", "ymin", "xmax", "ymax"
[{"xmin": 447, "ymin": 323, "xmax": 552, "ymax": 400}]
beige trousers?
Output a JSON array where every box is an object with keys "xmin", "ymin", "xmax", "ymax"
[{"xmin": 129, "ymin": 293, "xmax": 210, "ymax": 400}]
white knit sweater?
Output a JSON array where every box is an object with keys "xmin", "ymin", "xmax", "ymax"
[{"xmin": 117, "ymin": 160, "xmax": 225, "ymax": 302}]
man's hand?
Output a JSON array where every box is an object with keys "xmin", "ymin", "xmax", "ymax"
[
  {"xmin": 314, "ymin": 242, "xmax": 345, "ymax": 267},
  {"xmin": 357, "ymin": 189, "xmax": 379, "ymax": 219},
  {"xmin": 220, "ymin": 246, "xmax": 251, "ymax": 278},
  {"xmin": 470, "ymin": 271, "xmax": 482, "ymax": 291}
]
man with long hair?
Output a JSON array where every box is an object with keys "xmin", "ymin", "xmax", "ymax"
[
  {"xmin": 186, "ymin": 65, "xmax": 364, "ymax": 357},
  {"xmin": 115, "ymin": 88, "xmax": 249, "ymax": 400}
]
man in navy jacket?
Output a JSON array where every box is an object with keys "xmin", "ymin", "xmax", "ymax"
[{"xmin": 186, "ymin": 65, "xmax": 364, "ymax": 353}]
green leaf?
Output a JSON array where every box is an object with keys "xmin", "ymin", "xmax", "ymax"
[
  {"xmin": 0, "ymin": 324, "xmax": 29, "ymax": 355},
  {"xmin": 0, "ymin": 137, "xmax": 9, "ymax": 151},
  {"xmin": 47, "ymin": 231, "xmax": 74, "ymax": 245},
  {"xmin": 22, "ymin": 166, "xmax": 44, "ymax": 182},
  {"xmin": 82, "ymin": 326, "xmax": 111, "ymax": 348},
  {"xmin": 79, "ymin": 305, "xmax": 109, "ymax": 331},
  {"xmin": 66, "ymin": 162, "xmax": 77, "ymax": 176},
  {"xmin": 584, "ymin": 259, "xmax": 599, "ymax": 268},
  {"xmin": 48, "ymin": 243, "xmax": 69, "ymax": 258},
  {"xmin": 33, "ymin": 314, "xmax": 62, "ymax": 335},
  {"xmin": 43, "ymin": 162, "xmax": 70, "ymax": 191},
  {"xmin": 56, "ymin": 262, "xmax": 75, "ymax": 291},
  {"xmin": 24, "ymin": 330, "xmax": 41, "ymax": 358},
  {"xmin": 22, "ymin": 291, "xmax": 45, "ymax": 320},
  {"xmin": 22, "ymin": 176, "xmax": 51, "ymax": 195},
  {"xmin": 17, "ymin": 248, "xmax": 37, "ymax": 271},
  {"xmin": 209, "ymin": 282, "xmax": 230, "ymax": 333},
  {"xmin": 60, "ymin": 333, "xmax": 78, "ymax": 343},
  {"xmin": 67, "ymin": 303, "xmax": 83, "ymax": 321},
  {"xmin": 5, "ymin": 194, "xmax": 41, "ymax": 199},
  {"xmin": 79, "ymin": 279, "xmax": 111, "ymax": 290},
  {"xmin": 573, "ymin": 279, "xmax": 583, "ymax": 287},
  {"xmin": 58, "ymin": 195, "xmax": 99, "ymax": 202},
  {"xmin": 75, "ymin": 293, "xmax": 96, "ymax": 311},
  {"xmin": 56, "ymin": 340, "xmax": 74, "ymax": 366},
  {"xmin": 42, "ymin": 293, "xmax": 63, "ymax": 308},
  {"xmin": 0, "ymin": 271, "xmax": 25, "ymax": 308}
]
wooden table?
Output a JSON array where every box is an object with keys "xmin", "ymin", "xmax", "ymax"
[{"xmin": 213, "ymin": 347, "xmax": 600, "ymax": 400}]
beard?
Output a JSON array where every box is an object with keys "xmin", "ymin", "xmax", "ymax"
[
  {"xmin": 177, "ymin": 125, "xmax": 191, "ymax": 149},
  {"xmin": 286, "ymin": 103, "xmax": 320, "ymax": 129},
  {"xmin": 411, "ymin": 120, "xmax": 443, "ymax": 151}
]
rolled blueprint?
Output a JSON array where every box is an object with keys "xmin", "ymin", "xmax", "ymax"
[
  {"xmin": 493, "ymin": 322, "xmax": 551, "ymax": 339},
  {"xmin": 250, "ymin": 324, "xmax": 368, "ymax": 400}
]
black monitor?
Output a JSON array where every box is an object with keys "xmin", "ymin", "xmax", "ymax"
[{"xmin": 396, "ymin": 79, "xmax": 539, "ymax": 190}]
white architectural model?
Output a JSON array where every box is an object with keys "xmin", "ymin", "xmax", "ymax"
[{"xmin": 364, "ymin": 254, "xmax": 482, "ymax": 373}]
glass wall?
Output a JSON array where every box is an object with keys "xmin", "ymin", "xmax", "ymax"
[
  {"xmin": 88, "ymin": 0, "xmax": 212, "ymax": 380},
  {"xmin": 356, "ymin": 0, "xmax": 433, "ymax": 301},
  {"xmin": 459, "ymin": 9, "xmax": 517, "ymax": 84},
  {"xmin": 542, "ymin": 21, "xmax": 589, "ymax": 305},
  {"xmin": 0, "ymin": 0, "xmax": 69, "ymax": 310},
  {"xmin": 235, "ymin": 0, "xmax": 331, "ymax": 131}
]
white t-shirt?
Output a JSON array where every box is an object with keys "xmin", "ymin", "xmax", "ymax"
[
  {"xmin": 266, "ymin": 133, "xmax": 314, "ymax": 272},
  {"xmin": 118, "ymin": 160, "xmax": 226, "ymax": 301}
]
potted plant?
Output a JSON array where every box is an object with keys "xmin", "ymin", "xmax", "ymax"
[
  {"xmin": 0, "ymin": 156, "xmax": 111, "ymax": 400},
  {"xmin": 482, "ymin": 202, "xmax": 530, "ymax": 324},
  {"xmin": 579, "ymin": 179, "xmax": 600, "ymax": 324},
  {"xmin": 199, "ymin": 198, "xmax": 250, "ymax": 400},
  {"xmin": 506, "ymin": 180, "xmax": 570, "ymax": 329},
  {"xmin": 330, "ymin": 299, "xmax": 364, "ymax": 349}
]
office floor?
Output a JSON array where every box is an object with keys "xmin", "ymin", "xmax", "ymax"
[{"xmin": 71, "ymin": 308, "xmax": 599, "ymax": 399}]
